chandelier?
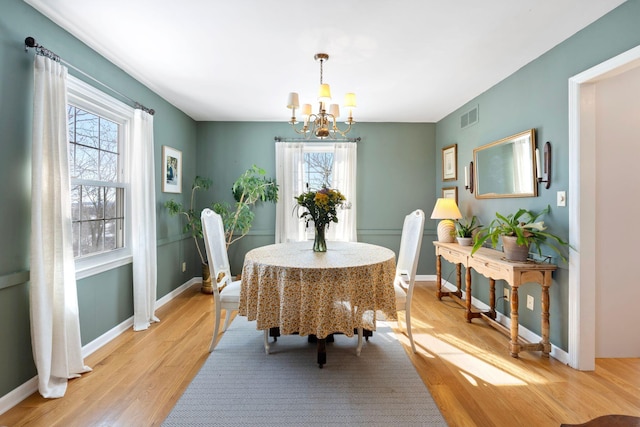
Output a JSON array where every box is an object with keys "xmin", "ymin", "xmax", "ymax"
[{"xmin": 286, "ymin": 53, "xmax": 356, "ymax": 139}]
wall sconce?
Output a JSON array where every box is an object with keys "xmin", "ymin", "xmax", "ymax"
[
  {"xmin": 464, "ymin": 161, "xmax": 474, "ymax": 193},
  {"xmin": 535, "ymin": 141, "xmax": 551, "ymax": 189}
]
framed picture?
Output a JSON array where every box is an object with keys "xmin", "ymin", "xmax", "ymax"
[
  {"xmin": 442, "ymin": 144, "xmax": 457, "ymax": 181},
  {"xmin": 162, "ymin": 146, "xmax": 182, "ymax": 193},
  {"xmin": 442, "ymin": 187, "xmax": 458, "ymax": 204}
]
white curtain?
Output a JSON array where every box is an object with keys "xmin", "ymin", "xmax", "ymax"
[
  {"xmin": 275, "ymin": 141, "xmax": 357, "ymax": 243},
  {"xmin": 326, "ymin": 142, "xmax": 357, "ymax": 242},
  {"xmin": 131, "ymin": 109, "xmax": 159, "ymax": 331},
  {"xmin": 275, "ymin": 142, "xmax": 306, "ymax": 243},
  {"xmin": 30, "ymin": 55, "xmax": 91, "ymax": 398}
]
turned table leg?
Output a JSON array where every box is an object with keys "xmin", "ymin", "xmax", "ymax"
[
  {"xmin": 510, "ymin": 286, "xmax": 521, "ymax": 357},
  {"xmin": 465, "ymin": 266, "xmax": 473, "ymax": 322},
  {"xmin": 489, "ymin": 278, "xmax": 496, "ymax": 319},
  {"xmin": 541, "ymin": 284, "xmax": 551, "ymax": 357},
  {"xmin": 436, "ymin": 254, "xmax": 443, "ymax": 299}
]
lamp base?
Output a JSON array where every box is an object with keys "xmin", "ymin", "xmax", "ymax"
[{"xmin": 437, "ymin": 219, "xmax": 456, "ymax": 243}]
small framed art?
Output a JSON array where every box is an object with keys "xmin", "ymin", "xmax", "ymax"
[
  {"xmin": 442, "ymin": 144, "xmax": 457, "ymax": 181},
  {"xmin": 162, "ymin": 146, "xmax": 182, "ymax": 193},
  {"xmin": 442, "ymin": 187, "xmax": 458, "ymax": 204}
]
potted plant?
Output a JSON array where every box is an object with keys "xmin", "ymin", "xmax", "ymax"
[
  {"xmin": 471, "ymin": 205, "xmax": 571, "ymax": 262},
  {"xmin": 165, "ymin": 165, "xmax": 278, "ymax": 293},
  {"xmin": 455, "ymin": 216, "xmax": 481, "ymax": 246},
  {"xmin": 212, "ymin": 165, "xmax": 279, "ymax": 249}
]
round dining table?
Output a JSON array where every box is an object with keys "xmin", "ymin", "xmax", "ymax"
[{"xmin": 238, "ymin": 241, "xmax": 397, "ymax": 367}]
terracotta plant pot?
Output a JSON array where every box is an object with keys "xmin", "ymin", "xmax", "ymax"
[
  {"xmin": 201, "ymin": 263, "xmax": 214, "ymax": 294},
  {"xmin": 501, "ymin": 236, "xmax": 530, "ymax": 261}
]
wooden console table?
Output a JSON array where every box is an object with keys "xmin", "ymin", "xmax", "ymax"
[{"xmin": 433, "ymin": 242, "xmax": 557, "ymax": 358}]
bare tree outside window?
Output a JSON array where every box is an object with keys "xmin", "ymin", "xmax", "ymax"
[
  {"xmin": 304, "ymin": 152, "xmax": 333, "ymax": 190},
  {"xmin": 68, "ymin": 105, "xmax": 124, "ymax": 258}
]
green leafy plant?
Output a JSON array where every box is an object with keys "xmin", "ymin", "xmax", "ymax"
[
  {"xmin": 455, "ymin": 216, "xmax": 482, "ymax": 238},
  {"xmin": 471, "ymin": 205, "xmax": 572, "ymax": 262},
  {"xmin": 165, "ymin": 165, "xmax": 278, "ymax": 265},
  {"xmin": 212, "ymin": 165, "xmax": 278, "ymax": 249},
  {"xmin": 165, "ymin": 176, "xmax": 212, "ymax": 265}
]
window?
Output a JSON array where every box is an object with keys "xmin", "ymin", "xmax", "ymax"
[
  {"xmin": 303, "ymin": 147, "xmax": 334, "ymax": 190},
  {"xmin": 67, "ymin": 76, "xmax": 134, "ymax": 278},
  {"xmin": 275, "ymin": 141, "xmax": 357, "ymax": 243}
]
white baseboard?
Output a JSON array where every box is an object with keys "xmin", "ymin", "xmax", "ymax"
[{"xmin": 0, "ymin": 277, "xmax": 199, "ymax": 416}]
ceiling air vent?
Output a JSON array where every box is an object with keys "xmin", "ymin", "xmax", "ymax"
[{"xmin": 460, "ymin": 105, "xmax": 479, "ymax": 129}]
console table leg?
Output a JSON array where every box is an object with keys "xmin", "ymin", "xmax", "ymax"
[
  {"xmin": 436, "ymin": 254, "xmax": 443, "ymax": 299},
  {"xmin": 489, "ymin": 278, "xmax": 496, "ymax": 318},
  {"xmin": 465, "ymin": 266, "xmax": 473, "ymax": 322},
  {"xmin": 541, "ymin": 284, "xmax": 551, "ymax": 357},
  {"xmin": 510, "ymin": 287, "xmax": 521, "ymax": 357}
]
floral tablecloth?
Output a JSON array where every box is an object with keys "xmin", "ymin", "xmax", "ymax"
[{"xmin": 239, "ymin": 241, "xmax": 397, "ymax": 339}]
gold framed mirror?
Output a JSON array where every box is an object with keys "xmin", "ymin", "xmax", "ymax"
[{"xmin": 474, "ymin": 129, "xmax": 537, "ymax": 199}]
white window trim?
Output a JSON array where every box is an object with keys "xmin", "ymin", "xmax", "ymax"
[{"xmin": 67, "ymin": 76, "xmax": 134, "ymax": 280}]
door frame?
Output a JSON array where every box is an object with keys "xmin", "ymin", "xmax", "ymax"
[{"xmin": 568, "ymin": 44, "xmax": 640, "ymax": 370}]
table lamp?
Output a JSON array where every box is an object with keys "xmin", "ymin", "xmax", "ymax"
[{"xmin": 430, "ymin": 198, "xmax": 462, "ymax": 243}]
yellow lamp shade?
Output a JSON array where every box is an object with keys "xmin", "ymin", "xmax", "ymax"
[
  {"xmin": 344, "ymin": 92, "xmax": 357, "ymax": 108},
  {"xmin": 430, "ymin": 198, "xmax": 462, "ymax": 219},
  {"xmin": 318, "ymin": 84, "xmax": 332, "ymax": 103}
]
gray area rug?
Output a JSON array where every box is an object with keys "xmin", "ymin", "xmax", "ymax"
[{"xmin": 163, "ymin": 316, "xmax": 447, "ymax": 426}]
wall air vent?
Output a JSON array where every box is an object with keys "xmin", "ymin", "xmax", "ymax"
[{"xmin": 460, "ymin": 105, "xmax": 479, "ymax": 129}]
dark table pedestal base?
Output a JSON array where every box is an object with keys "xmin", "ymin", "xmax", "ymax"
[{"xmin": 268, "ymin": 327, "xmax": 372, "ymax": 368}]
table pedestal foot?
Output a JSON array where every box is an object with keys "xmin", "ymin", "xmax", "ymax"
[{"xmin": 318, "ymin": 339, "xmax": 326, "ymax": 368}]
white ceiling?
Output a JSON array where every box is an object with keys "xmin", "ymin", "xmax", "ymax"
[{"xmin": 26, "ymin": 0, "xmax": 626, "ymax": 123}]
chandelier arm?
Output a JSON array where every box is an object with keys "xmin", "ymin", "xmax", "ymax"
[
  {"xmin": 332, "ymin": 121, "xmax": 353, "ymax": 138},
  {"xmin": 290, "ymin": 113, "xmax": 321, "ymax": 137}
]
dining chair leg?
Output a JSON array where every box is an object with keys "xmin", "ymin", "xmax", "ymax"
[
  {"xmin": 210, "ymin": 307, "xmax": 222, "ymax": 352},
  {"xmin": 356, "ymin": 327, "xmax": 363, "ymax": 356},
  {"xmin": 405, "ymin": 308, "xmax": 416, "ymax": 354},
  {"xmin": 222, "ymin": 310, "xmax": 233, "ymax": 331},
  {"xmin": 263, "ymin": 330, "xmax": 270, "ymax": 354}
]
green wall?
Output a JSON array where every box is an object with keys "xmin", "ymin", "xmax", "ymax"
[
  {"xmin": 0, "ymin": 0, "xmax": 198, "ymax": 398},
  {"xmin": 435, "ymin": 0, "xmax": 640, "ymax": 351},
  {"xmin": 195, "ymin": 121, "xmax": 438, "ymax": 275}
]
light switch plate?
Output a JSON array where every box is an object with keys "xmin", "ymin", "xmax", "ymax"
[{"xmin": 557, "ymin": 191, "xmax": 566, "ymax": 207}]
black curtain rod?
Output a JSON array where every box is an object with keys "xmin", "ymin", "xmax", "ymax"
[
  {"xmin": 24, "ymin": 36, "xmax": 155, "ymax": 115},
  {"xmin": 274, "ymin": 136, "xmax": 361, "ymax": 143}
]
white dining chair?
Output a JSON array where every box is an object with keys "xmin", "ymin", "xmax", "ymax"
[
  {"xmin": 357, "ymin": 209, "xmax": 425, "ymax": 355},
  {"xmin": 201, "ymin": 208, "xmax": 242, "ymax": 351}
]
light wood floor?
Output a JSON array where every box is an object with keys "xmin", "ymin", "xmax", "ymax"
[{"xmin": 1, "ymin": 281, "xmax": 639, "ymax": 427}]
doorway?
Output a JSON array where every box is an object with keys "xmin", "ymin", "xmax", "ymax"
[{"xmin": 568, "ymin": 44, "xmax": 640, "ymax": 370}]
